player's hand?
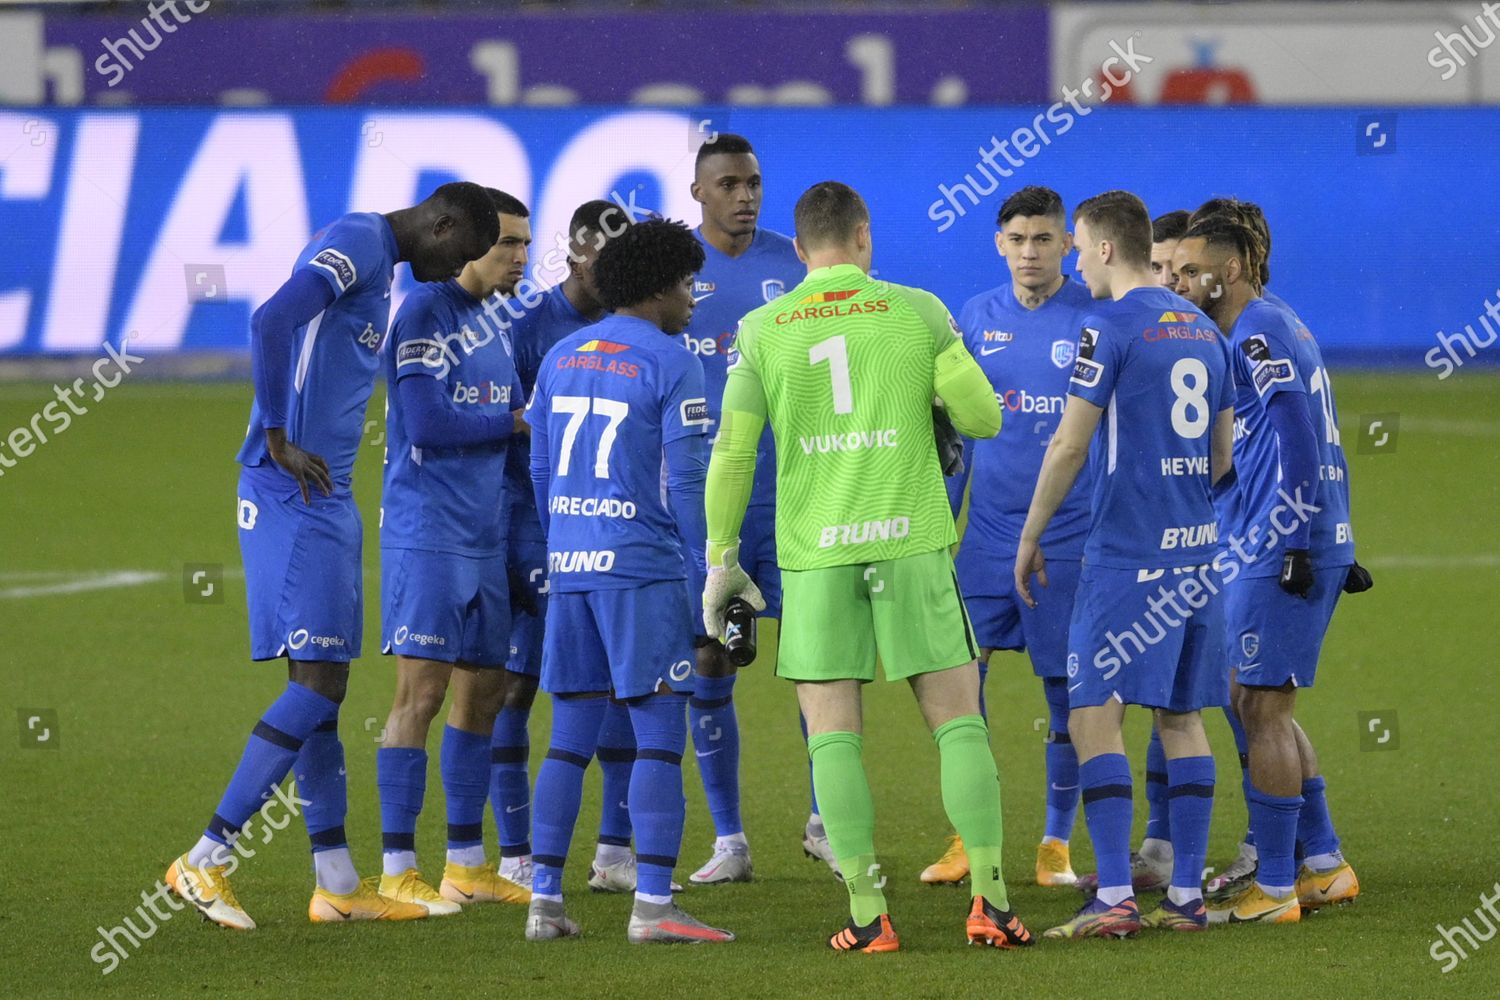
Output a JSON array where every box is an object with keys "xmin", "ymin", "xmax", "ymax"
[
  {"xmin": 1279, "ymin": 548, "xmax": 1314, "ymax": 597},
  {"xmin": 1014, "ymin": 539, "xmax": 1049, "ymax": 610},
  {"xmin": 932, "ymin": 404, "xmax": 964, "ymax": 477},
  {"xmin": 266, "ymin": 427, "xmax": 332, "ymax": 504},
  {"xmin": 1343, "ymin": 560, "xmax": 1374, "ymax": 594},
  {"xmin": 511, "ymin": 408, "xmax": 530, "ymax": 437},
  {"xmin": 702, "ymin": 545, "xmax": 766, "ymax": 641}
]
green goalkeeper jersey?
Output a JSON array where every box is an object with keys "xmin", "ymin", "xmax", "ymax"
[{"xmin": 706, "ymin": 263, "xmax": 1002, "ymax": 571}]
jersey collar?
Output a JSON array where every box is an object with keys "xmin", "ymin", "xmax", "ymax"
[{"xmin": 804, "ymin": 263, "xmax": 865, "ymax": 282}]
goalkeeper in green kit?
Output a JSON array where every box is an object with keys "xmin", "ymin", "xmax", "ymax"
[{"xmin": 702, "ymin": 181, "xmax": 1034, "ymax": 953}]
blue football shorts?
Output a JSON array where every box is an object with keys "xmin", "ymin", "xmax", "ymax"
[
  {"xmin": 380, "ymin": 547, "xmax": 511, "ymax": 667},
  {"xmin": 238, "ymin": 463, "xmax": 362, "ymax": 663},
  {"xmin": 541, "ymin": 579, "xmax": 697, "ymax": 700},
  {"xmin": 1225, "ymin": 567, "xmax": 1345, "ymax": 689},
  {"xmin": 1066, "ymin": 563, "xmax": 1227, "ymax": 713}
]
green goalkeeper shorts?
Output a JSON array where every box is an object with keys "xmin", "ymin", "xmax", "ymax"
[{"xmin": 777, "ymin": 547, "xmax": 978, "ymax": 683}]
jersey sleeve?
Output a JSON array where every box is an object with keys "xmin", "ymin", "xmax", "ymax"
[
  {"xmin": 1237, "ymin": 310, "xmax": 1305, "ymax": 402},
  {"xmin": 1217, "ymin": 335, "xmax": 1237, "ymax": 413},
  {"xmin": 704, "ymin": 319, "xmax": 769, "ymax": 564},
  {"xmin": 295, "ymin": 217, "xmax": 386, "ymax": 300},
  {"xmin": 900, "ymin": 285, "xmax": 966, "ymax": 356},
  {"xmin": 661, "ymin": 351, "xmax": 712, "ymax": 446},
  {"xmin": 389, "ymin": 288, "xmax": 448, "ymax": 383},
  {"xmin": 526, "ymin": 368, "xmax": 553, "ymax": 535},
  {"xmin": 1067, "ymin": 315, "xmax": 1123, "ymax": 408}
]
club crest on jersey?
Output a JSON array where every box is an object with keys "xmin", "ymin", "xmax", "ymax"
[
  {"xmin": 1241, "ymin": 633, "xmax": 1261, "ymax": 661},
  {"xmin": 1051, "ymin": 339, "xmax": 1075, "ymax": 368},
  {"xmin": 761, "ymin": 278, "xmax": 785, "ymax": 302},
  {"xmin": 1067, "ymin": 653, "xmax": 1080, "ymax": 678}
]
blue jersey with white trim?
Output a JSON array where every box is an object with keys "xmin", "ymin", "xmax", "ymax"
[
  {"xmin": 528, "ymin": 315, "xmax": 709, "ymax": 592},
  {"xmin": 685, "ymin": 227, "xmax": 803, "ymax": 510},
  {"xmin": 1224, "ymin": 296, "xmax": 1354, "ymax": 576},
  {"xmin": 1066, "ymin": 286, "xmax": 1235, "ymax": 570},
  {"xmin": 380, "ymin": 279, "xmax": 525, "ymax": 557},
  {"xmin": 503, "ymin": 285, "xmax": 598, "ymax": 535},
  {"xmin": 237, "ymin": 213, "xmax": 397, "ymax": 486},
  {"xmin": 958, "ymin": 278, "xmax": 1096, "ymax": 559}
]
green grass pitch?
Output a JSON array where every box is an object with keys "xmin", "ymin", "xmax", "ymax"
[{"xmin": 1, "ymin": 371, "xmax": 1496, "ymax": 997}]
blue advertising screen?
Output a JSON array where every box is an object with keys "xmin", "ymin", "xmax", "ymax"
[{"xmin": 0, "ymin": 107, "xmax": 1489, "ymax": 365}]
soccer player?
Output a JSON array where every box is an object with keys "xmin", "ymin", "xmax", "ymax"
[
  {"xmin": 1016, "ymin": 190, "xmax": 1236, "ymax": 938},
  {"xmin": 1149, "ymin": 210, "xmax": 1190, "ymax": 288},
  {"xmin": 704, "ymin": 181, "xmax": 1032, "ymax": 953},
  {"xmin": 374, "ymin": 188, "xmax": 532, "ymax": 915},
  {"xmin": 922, "ymin": 186, "xmax": 1095, "ymax": 890},
  {"xmin": 1171, "ymin": 211, "xmax": 1365, "ymax": 923},
  {"xmin": 523, "ymin": 218, "xmax": 733, "ymax": 944},
  {"xmin": 490, "ymin": 199, "xmax": 648, "ymax": 893},
  {"xmin": 165, "ymin": 183, "xmax": 499, "ymax": 927},
  {"xmin": 679, "ymin": 133, "xmax": 815, "ymax": 884}
]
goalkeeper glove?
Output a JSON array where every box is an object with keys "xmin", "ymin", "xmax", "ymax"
[
  {"xmin": 933, "ymin": 404, "xmax": 964, "ymax": 477},
  {"xmin": 702, "ymin": 544, "xmax": 765, "ymax": 641}
]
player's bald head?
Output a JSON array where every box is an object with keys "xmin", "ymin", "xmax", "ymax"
[{"xmin": 794, "ymin": 181, "xmax": 870, "ymax": 252}]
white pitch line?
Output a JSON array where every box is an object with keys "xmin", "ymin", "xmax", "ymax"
[
  {"xmin": 0, "ymin": 570, "xmax": 165, "ymax": 599},
  {"xmin": 1397, "ymin": 418, "xmax": 1500, "ymax": 438}
]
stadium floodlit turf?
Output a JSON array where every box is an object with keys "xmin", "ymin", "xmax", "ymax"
[{"xmin": 2, "ymin": 371, "xmax": 1496, "ymax": 997}]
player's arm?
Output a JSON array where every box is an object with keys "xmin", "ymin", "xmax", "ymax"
[
  {"xmin": 1211, "ymin": 406, "xmax": 1235, "ymax": 488},
  {"xmin": 666, "ymin": 434, "xmax": 709, "ymax": 615},
  {"xmin": 703, "ymin": 338, "xmax": 768, "ymax": 638},
  {"xmin": 250, "ymin": 269, "xmax": 337, "ymax": 502},
  {"xmin": 909, "ymin": 288, "xmax": 1002, "ymax": 439},
  {"xmin": 526, "ymin": 381, "xmax": 553, "ymax": 537},
  {"xmin": 1015, "ymin": 396, "xmax": 1102, "ymax": 607}
]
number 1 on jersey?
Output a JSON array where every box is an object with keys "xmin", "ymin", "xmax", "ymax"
[{"xmin": 809, "ymin": 335, "xmax": 853, "ymax": 415}]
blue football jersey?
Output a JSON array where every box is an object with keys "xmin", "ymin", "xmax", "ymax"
[
  {"xmin": 237, "ymin": 213, "xmax": 397, "ymax": 485},
  {"xmin": 959, "ymin": 278, "xmax": 1097, "ymax": 559},
  {"xmin": 1067, "ymin": 287, "xmax": 1235, "ymax": 570},
  {"xmin": 503, "ymin": 285, "xmax": 599, "ymax": 534},
  {"xmin": 380, "ymin": 280, "xmax": 523, "ymax": 557},
  {"xmin": 1224, "ymin": 296, "xmax": 1355, "ymax": 575},
  {"xmin": 528, "ymin": 315, "xmax": 710, "ymax": 592},
  {"xmin": 685, "ymin": 227, "xmax": 803, "ymax": 509}
]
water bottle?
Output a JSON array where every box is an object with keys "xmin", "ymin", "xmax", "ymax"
[{"xmin": 723, "ymin": 597, "xmax": 757, "ymax": 667}]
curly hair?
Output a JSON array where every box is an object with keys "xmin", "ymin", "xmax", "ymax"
[
  {"xmin": 1191, "ymin": 197, "xmax": 1271, "ymax": 287},
  {"xmin": 1184, "ymin": 213, "xmax": 1266, "ymax": 293},
  {"xmin": 593, "ymin": 218, "xmax": 706, "ymax": 311}
]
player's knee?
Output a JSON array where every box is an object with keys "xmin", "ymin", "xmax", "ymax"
[
  {"xmin": 503, "ymin": 672, "xmax": 538, "ymax": 712},
  {"xmin": 288, "ymin": 660, "xmax": 348, "ymax": 704}
]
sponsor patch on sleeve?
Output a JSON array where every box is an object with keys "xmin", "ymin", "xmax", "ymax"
[
  {"xmin": 395, "ymin": 338, "xmax": 447, "ymax": 371},
  {"xmin": 1243, "ymin": 334, "xmax": 1295, "ymax": 394},
  {"xmin": 947, "ymin": 313, "xmax": 963, "ymax": 339},
  {"xmin": 1077, "ymin": 326, "xmax": 1099, "ymax": 360},
  {"xmin": 680, "ymin": 397, "xmax": 711, "ymax": 428},
  {"xmin": 308, "ymin": 248, "xmax": 357, "ymax": 293},
  {"xmin": 1251, "ymin": 359, "xmax": 1295, "ymax": 394},
  {"xmin": 1071, "ymin": 357, "xmax": 1103, "ymax": 388}
]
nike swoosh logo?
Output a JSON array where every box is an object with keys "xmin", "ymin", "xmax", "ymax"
[
  {"xmin": 327, "ymin": 903, "xmax": 352, "ymax": 919},
  {"xmin": 695, "ymin": 749, "xmax": 721, "ymax": 758},
  {"xmin": 979, "ymin": 344, "xmax": 1008, "ymax": 356},
  {"xmin": 1049, "ymin": 783, "xmax": 1078, "ymax": 792},
  {"xmin": 1067, "ymin": 683, "xmax": 1083, "ymax": 693},
  {"xmin": 451, "ymin": 887, "xmax": 476, "ymax": 900},
  {"xmin": 692, "ymin": 292, "xmax": 715, "ymax": 303},
  {"xmin": 617, "ymin": 801, "xmax": 629, "ymax": 811},
  {"xmin": 505, "ymin": 804, "xmax": 528, "ymax": 814}
]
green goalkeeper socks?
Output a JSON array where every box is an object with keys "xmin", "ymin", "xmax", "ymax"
[
  {"xmin": 807, "ymin": 731, "xmax": 886, "ymax": 925},
  {"xmin": 934, "ymin": 714, "xmax": 1009, "ymax": 910}
]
